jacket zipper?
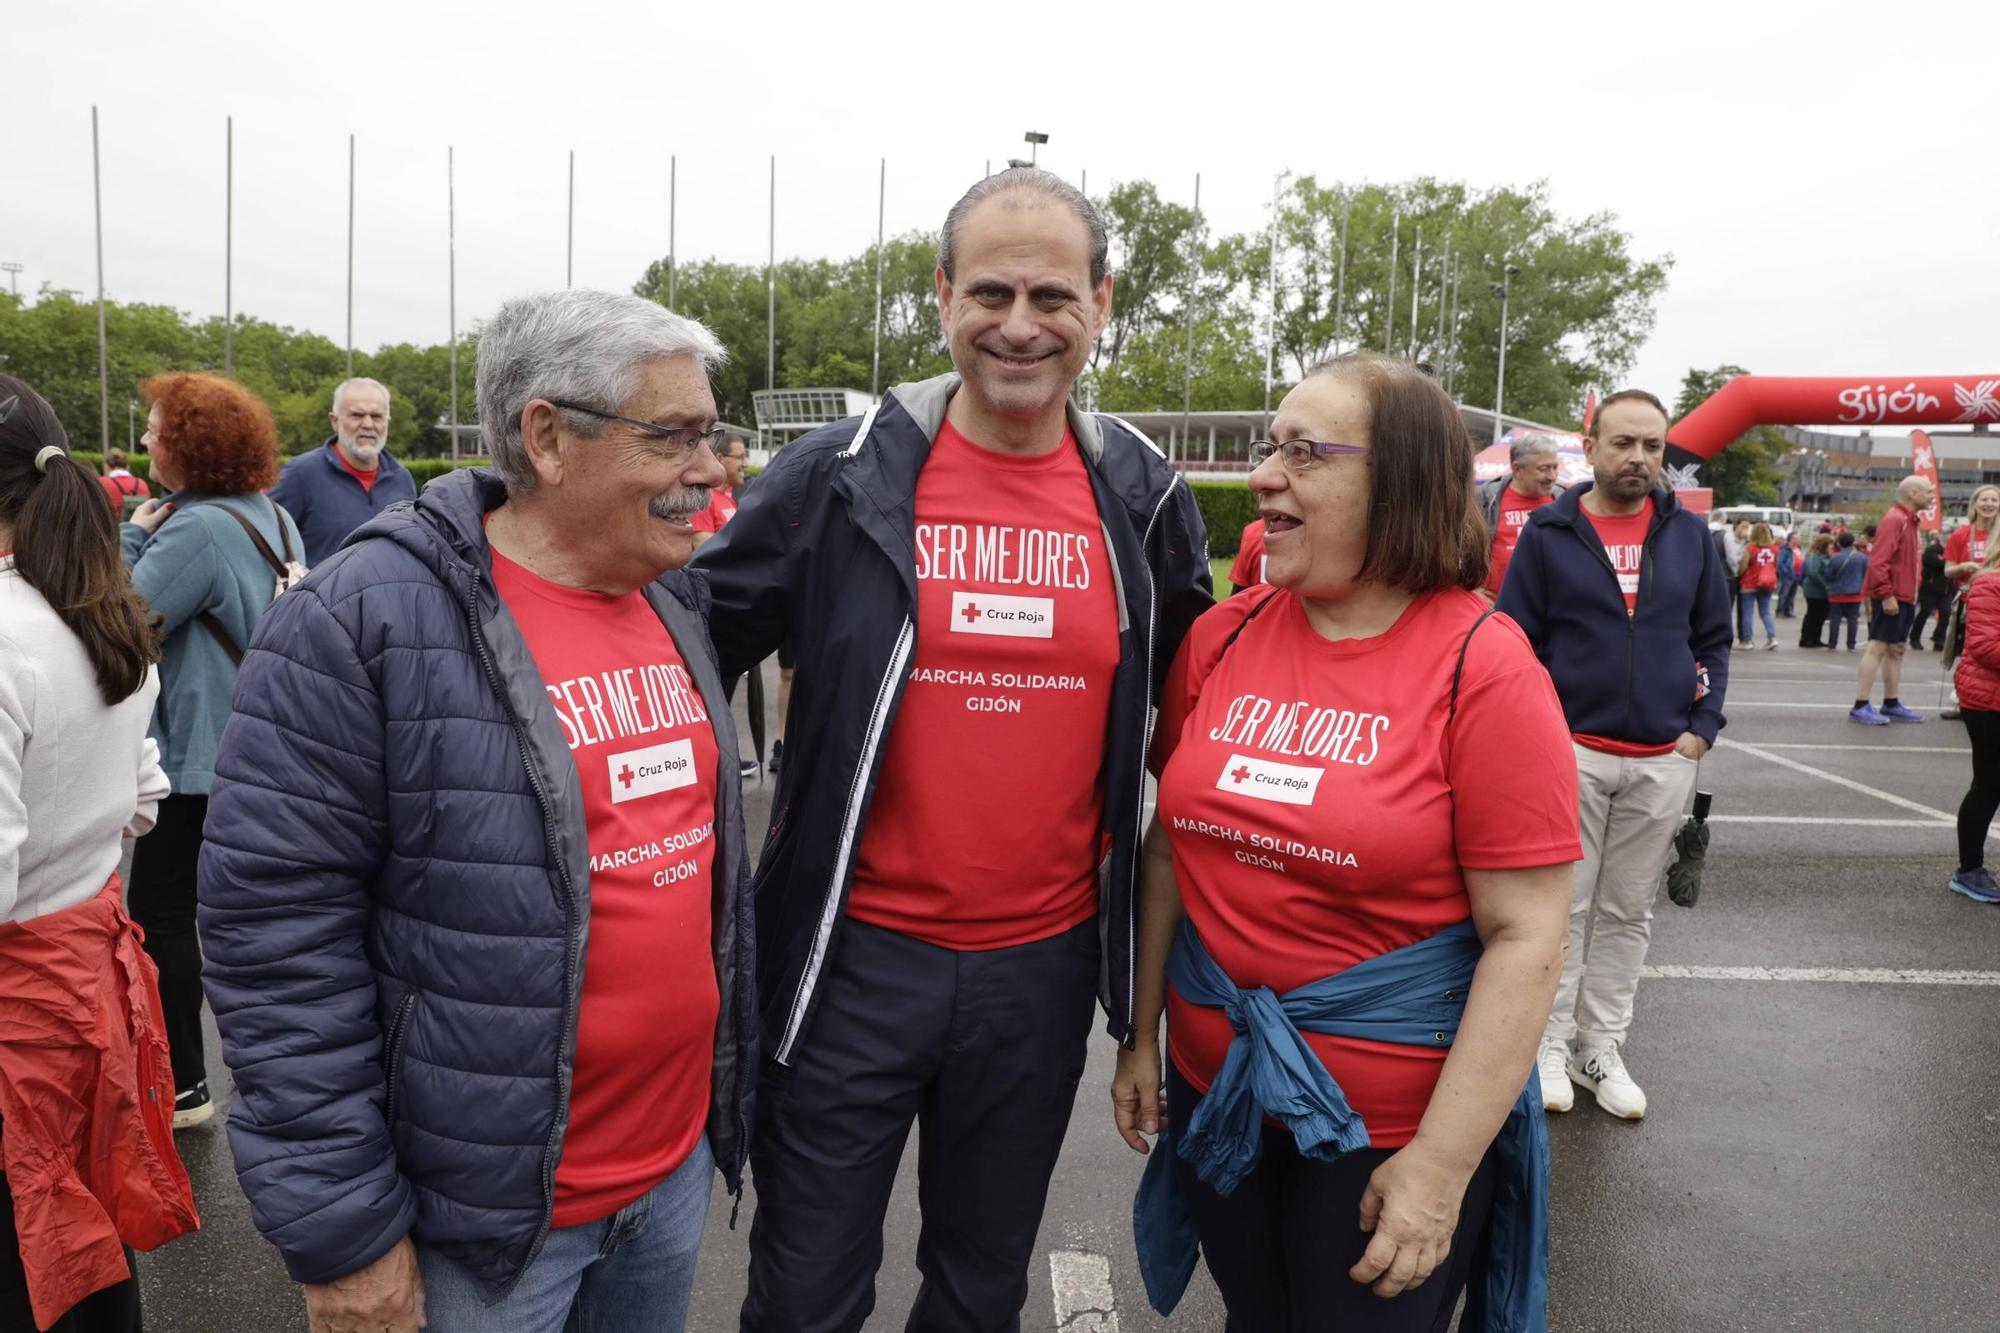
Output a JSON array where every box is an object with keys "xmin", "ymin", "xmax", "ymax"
[
  {"xmin": 1125, "ymin": 478, "xmax": 1176, "ymax": 1039},
  {"xmin": 381, "ymin": 993, "xmax": 417, "ymax": 1128},
  {"xmin": 775, "ymin": 614, "xmax": 915, "ymax": 1066},
  {"xmin": 461, "ymin": 571, "xmax": 583, "ymax": 1290}
]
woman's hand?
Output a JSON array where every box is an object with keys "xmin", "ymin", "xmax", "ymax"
[
  {"xmin": 1111, "ymin": 1039, "xmax": 1167, "ymax": 1154},
  {"xmin": 1349, "ymin": 1146, "xmax": 1472, "ymax": 1298},
  {"xmin": 129, "ymin": 497, "xmax": 172, "ymax": 533}
]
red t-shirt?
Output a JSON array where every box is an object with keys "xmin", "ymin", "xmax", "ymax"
[
  {"xmin": 1740, "ymin": 543, "xmax": 1779, "ymax": 591},
  {"xmin": 1153, "ymin": 588, "xmax": 1581, "ymax": 1147},
  {"xmin": 1230, "ymin": 519, "xmax": 1267, "ymax": 590},
  {"xmin": 690, "ymin": 486, "xmax": 738, "ymax": 533},
  {"xmin": 332, "ymin": 443, "xmax": 379, "ymax": 493},
  {"xmin": 1486, "ymin": 487, "xmax": 1555, "ymax": 594},
  {"xmin": 847, "ymin": 419, "xmax": 1120, "ymax": 950},
  {"xmin": 1585, "ymin": 498, "xmax": 1654, "ymax": 613},
  {"xmin": 491, "ymin": 547, "xmax": 722, "ymax": 1228},
  {"xmin": 1946, "ymin": 524, "xmax": 1990, "ymax": 583},
  {"xmin": 98, "ymin": 472, "xmax": 150, "ymax": 510}
]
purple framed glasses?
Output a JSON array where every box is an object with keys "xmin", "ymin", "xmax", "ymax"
[{"xmin": 1248, "ymin": 438, "xmax": 1369, "ymax": 470}]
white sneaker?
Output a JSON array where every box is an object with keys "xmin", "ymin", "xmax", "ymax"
[
  {"xmin": 1569, "ymin": 1043, "xmax": 1647, "ymax": 1119},
  {"xmin": 1537, "ymin": 1038, "xmax": 1574, "ymax": 1113}
]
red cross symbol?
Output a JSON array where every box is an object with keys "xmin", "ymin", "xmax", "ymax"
[
  {"xmin": 960, "ymin": 602, "xmax": 982, "ymax": 624},
  {"xmin": 617, "ymin": 765, "xmax": 636, "ymax": 790},
  {"xmin": 1230, "ymin": 765, "xmax": 1251, "ymax": 783}
]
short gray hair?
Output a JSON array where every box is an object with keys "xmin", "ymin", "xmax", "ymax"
[
  {"xmin": 332, "ymin": 377, "xmax": 392, "ymax": 415},
  {"xmin": 1509, "ymin": 433, "xmax": 1561, "ymax": 468},
  {"xmin": 476, "ymin": 290, "xmax": 726, "ymax": 491},
  {"xmin": 939, "ymin": 167, "xmax": 1109, "ymax": 288}
]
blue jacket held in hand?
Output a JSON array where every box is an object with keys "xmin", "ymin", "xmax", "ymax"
[
  {"xmin": 1134, "ymin": 919, "xmax": 1549, "ymax": 1331},
  {"xmin": 1497, "ymin": 483, "xmax": 1732, "ymax": 747},
  {"xmin": 196, "ymin": 468, "xmax": 756, "ymax": 1299},
  {"xmin": 267, "ymin": 438, "xmax": 419, "ymax": 566}
]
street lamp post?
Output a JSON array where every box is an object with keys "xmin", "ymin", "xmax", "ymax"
[
  {"xmin": 0, "ymin": 262, "xmax": 20, "ymax": 295},
  {"xmin": 1489, "ymin": 262, "xmax": 1521, "ymax": 446},
  {"xmin": 1024, "ymin": 131, "xmax": 1048, "ymax": 166},
  {"xmin": 1261, "ymin": 171, "xmax": 1289, "ymax": 436}
]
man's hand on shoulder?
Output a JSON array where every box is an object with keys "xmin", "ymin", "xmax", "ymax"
[{"xmin": 304, "ymin": 1235, "xmax": 426, "ymax": 1332}]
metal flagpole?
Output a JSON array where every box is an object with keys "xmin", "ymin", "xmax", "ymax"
[
  {"xmin": 1433, "ymin": 238, "xmax": 1450, "ymax": 356},
  {"xmin": 1384, "ymin": 208, "xmax": 1399, "ymax": 354},
  {"xmin": 1447, "ymin": 254, "xmax": 1463, "ymax": 393},
  {"xmin": 1179, "ymin": 173, "xmax": 1201, "ymax": 460},
  {"xmin": 1260, "ymin": 172, "xmax": 1285, "ymax": 435},
  {"xmin": 346, "ymin": 134, "xmax": 355, "ymax": 375},
  {"xmin": 225, "ymin": 115, "xmax": 233, "ymax": 374},
  {"xmin": 92, "ymin": 106, "xmax": 109, "ymax": 451},
  {"xmin": 667, "ymin": 155, "xmax": 676, "ymax": 311},
  {"xmin": 766, "ymin": 156, "xmax": 775, "ymax": 393},
  {"xmin": 871, "ymin": 157, "xmax": 886, "ymax": 398},
  {"xmin": 566, "ymin": 150, "xmax": 574, "ymax": 288},
  {"xmin": 448, "ymin": 146, "xmax": 459, "ymax": 463},
  {"xmin": 1331, "ymin": 194, "xmax": 1350, "ymax": 356},
  {"xmin": 1408, "ymin": 225, "xmax": 1422, "ymax": 359}
]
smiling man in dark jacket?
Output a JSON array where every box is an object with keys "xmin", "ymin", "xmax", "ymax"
[
  {"xmin": 1498, "ymin": 389, "xmax": 1731, "ymax": 1124},
  {"xmin": 697, "ymin": 167, "xmax": 1211, "ymax": 1333},
  {"xmin": 198, "ymin": 291, "xmax": 757, "ymax": 1333}
]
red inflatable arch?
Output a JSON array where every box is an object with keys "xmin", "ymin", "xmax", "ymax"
[{"xmin": 1668, "ymin": 375, "xmax": 2000, "ymax": 460}]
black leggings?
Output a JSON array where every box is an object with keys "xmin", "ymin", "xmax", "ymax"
[
  {"xmin": 126, "ymin": 794, "xmax": 209, "ymax": 1093},
  {"xmin": 0, "ymin": 1161, "xmax": 141, "ymax": 1333},
  {"xmin": 1168, "ymin": 1061, "xmax": 1497, "ymax": 1333},
  {"xmin": 1799, "ymin": 596, "xmax": 1830, "ymax": 647},
  {"xmin": 1958, "ymin": 711, "xmax": 2000, "ymax": 872}
]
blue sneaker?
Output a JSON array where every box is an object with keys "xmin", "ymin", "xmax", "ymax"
[
  {"xmin": 1881, "ymin": 702, "xmax": 1924, "ymax": 723},
  {"xmin": 1949, "ymin": 868, "xmax": 2000, "ymax": 903},
  {"xmin": 1849, "ymin": 704, "xmax": 1889, "ymax": 726}
]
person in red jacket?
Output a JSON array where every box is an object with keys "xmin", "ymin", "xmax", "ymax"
[
  {"xmin": 1851, "ymin": 475, "xmax": 1933, "ymax": 724},
  {"xmin": 1737, "ymin": 522, "xmax": 1780, "ymax": 650},
  {"xmin": 95, "ymin": 447, "xmax": 150, "ymax": 515},
  {"xmin": 1949, "ymin": 541, "xmax": 2000, "ymax": 902}
]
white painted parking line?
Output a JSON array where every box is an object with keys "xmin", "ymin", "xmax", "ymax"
[
  {"xmin": 1714, "ymin": 738, "xmax": 1963, "ymax": 824},
  {"xmin": 1050, "ymin": 1250, "xmax": 1120, "ymax": 1332},
  {"xmin": 1708, "ymin": 815, "xmax": 1948, "ymax": 827},
  {"xmin": 1746, "ymin": 743, "xmax": 1969, "ymax": 753},
  {"xmin": 1644, "ymin": 964, "xmax": 2000, "ymax": 986}
]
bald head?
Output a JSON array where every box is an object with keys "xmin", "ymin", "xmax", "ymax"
[{"xmin": 1898, "ymin": 474, "xmax": 1934, "ymax": 509}]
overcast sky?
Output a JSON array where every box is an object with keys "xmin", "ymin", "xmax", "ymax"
[{"xmin": 9, "ymin": 0, "xmax": 1994, "ymax": 419}]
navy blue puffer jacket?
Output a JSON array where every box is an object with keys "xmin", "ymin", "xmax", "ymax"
[{"xmin": 196, "ymin": 468, "xmax": 756, "ymax": 1299}]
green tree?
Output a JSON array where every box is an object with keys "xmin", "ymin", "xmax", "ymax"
[{"xmin": 1674, "ymin": 365, "xmax": 1787, "ymax": 504}]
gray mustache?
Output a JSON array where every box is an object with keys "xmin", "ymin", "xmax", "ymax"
[{"xmin": 651, "ymin": 485, "xmax": 711, "ymax": 521}]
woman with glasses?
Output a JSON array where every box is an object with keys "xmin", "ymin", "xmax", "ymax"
[
  {"xmin": 0, "ymin": 375, "xmax": 197, "ymax": 1333},
  {"xmin": 1114, "ymin": 352, "xmax": 1578, "ymax": 1331}
]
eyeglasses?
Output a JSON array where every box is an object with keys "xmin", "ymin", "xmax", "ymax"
[
  {"xmin": 546, "ymin": 400, "xmax": 727, "ymax": 457},
  {"xmin": 1248, "ymin": 438, "xmax": 1369, "ymax": 470}
]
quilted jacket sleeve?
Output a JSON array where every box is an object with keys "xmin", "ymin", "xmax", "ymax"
[{"xmin": 196, "ymin": 583, "xmax": 414, "ymax": 1285}]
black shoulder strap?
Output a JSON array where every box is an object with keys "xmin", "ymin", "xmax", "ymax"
[
  {"xmin": 212, "ymin": 501, "xmax": 290, "ymax": 579},
  {"xmin": 197, "ymin": 612, "xmax": 245, "ymax": 665},
  {"xmin": 1215, "ymin": 588, "xmax": 1285, "ymax": 664},
  {"xmin": 1449, "ymin": 605, "xmax": 1502, "ymax": 724}
]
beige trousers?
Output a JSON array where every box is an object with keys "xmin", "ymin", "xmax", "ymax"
[{"xmin": 1545, "ymin": 743, "xmax": 1698, "ymax": 1050}]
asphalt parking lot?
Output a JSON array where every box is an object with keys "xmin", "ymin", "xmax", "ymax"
[{"xmin": 138, "ymin": 636, "xmax": 2000, "ymax": 1331}]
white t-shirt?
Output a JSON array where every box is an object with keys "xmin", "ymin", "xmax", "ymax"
[{"xmin": 0, "ymin": 558, "xmax": 167, "ymax": 922}]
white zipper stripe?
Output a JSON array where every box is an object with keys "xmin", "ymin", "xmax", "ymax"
[
  {"xmin": 839, "ymin": 403, "xmax": 883, "ymax": 458},
  {"xmin": 775, "ymin": 614, "xmax": 914, "ymax": 1065}
]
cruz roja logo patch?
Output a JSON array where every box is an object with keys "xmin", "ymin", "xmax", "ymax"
[
  {"xmin": 949, "ymin": 590, "xmax": 1055, "ymax": 639},
  {"xmin": 1215, "ymin": 753, "xmax": 1322, "ymax": 806},
  {"xmin": 608, "ymin": 738, "xmax": 696, "ymax": 805}
]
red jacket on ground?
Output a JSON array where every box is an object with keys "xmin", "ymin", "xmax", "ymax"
[
  {"xmin": 1956, "ymin": 574, "xmax": 2000, "ymax": 713},
  {"xmin": 0, "ymin": 879, "xmax": 199, "ymax": 1328},
  {"xmin": 1864, "ymin": 502, "xmax": 1920, "ymax": 603}
]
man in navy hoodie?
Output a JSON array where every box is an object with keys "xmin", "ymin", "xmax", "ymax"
[
  {"xmin": 268, "ymin": 377, "xmax": 419, "ymax": 565},
  {"xmin": 1498, "ymin": 389, "xmax": 1732, "ymax": 1122}
]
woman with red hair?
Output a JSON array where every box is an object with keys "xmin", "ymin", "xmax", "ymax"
[{"xmin": 122, "ymin": 372, "xmax": 303, "ymax": 1130}]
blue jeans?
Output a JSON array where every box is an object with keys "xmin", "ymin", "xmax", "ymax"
[
  {"xmin": 1829, "ymin": 602, "xmax": 1861, "ymax": 649},
  {"xmin": 1738, "ymin": 588, "xmax": 1777, "ymax": 643},
  {"xmin": 1778, "ymin": 573, "xmax": 1800, "ymax": 616},
  {"xmin": 420, "ymin": 1135, "xmax": 711, "ymax": 1333}
]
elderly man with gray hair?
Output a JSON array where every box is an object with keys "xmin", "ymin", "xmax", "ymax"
[
  {"xmin": 269, "ymin": 376, "xmax": 420, "ymax": 565},
  {"xmin": 1476, "ymin": 432, "xmax": 1567, "ymax": 598},
  {"xmin": 197, "ymin": 289, "xmax": 757, "ymax": 1333},
  {"xmin": 1851, "ymin": 472, "xmax": 1936, "ymax": 724}
]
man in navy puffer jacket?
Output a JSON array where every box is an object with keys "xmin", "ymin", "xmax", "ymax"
[{"xmin": 197, "ymin": 291, "xmax": 757, "ymax": 1333}]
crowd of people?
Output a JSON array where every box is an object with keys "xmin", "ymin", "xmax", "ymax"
[{"xmin": 0, "ymin": 165, "xmax": 1983, "ymax": 1333}]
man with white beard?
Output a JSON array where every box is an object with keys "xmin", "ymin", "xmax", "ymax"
[{"xmin": 269, "ymin": 376, "xmax": 420, "ymax": 564}]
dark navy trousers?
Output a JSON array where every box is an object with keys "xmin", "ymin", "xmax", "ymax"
[{"xmin": 740, "ymin": 916, "xmax": 1100, "ymax": 1333}]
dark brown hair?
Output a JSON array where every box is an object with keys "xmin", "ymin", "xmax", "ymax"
[
  {"xmin": 0, "ymin": 375, "xmax": 160, "ymax": 704},
  {"xmin": 142, "ymin": 372, "xmax": 281, "ymax": 495},
  {"xmin": 1306, "ymin": 351, "xmax": 1487, "ymax": 593},
  {"xmin": 1589, "ymin": 388, "xmax": 1669, "ymax": 438}
]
